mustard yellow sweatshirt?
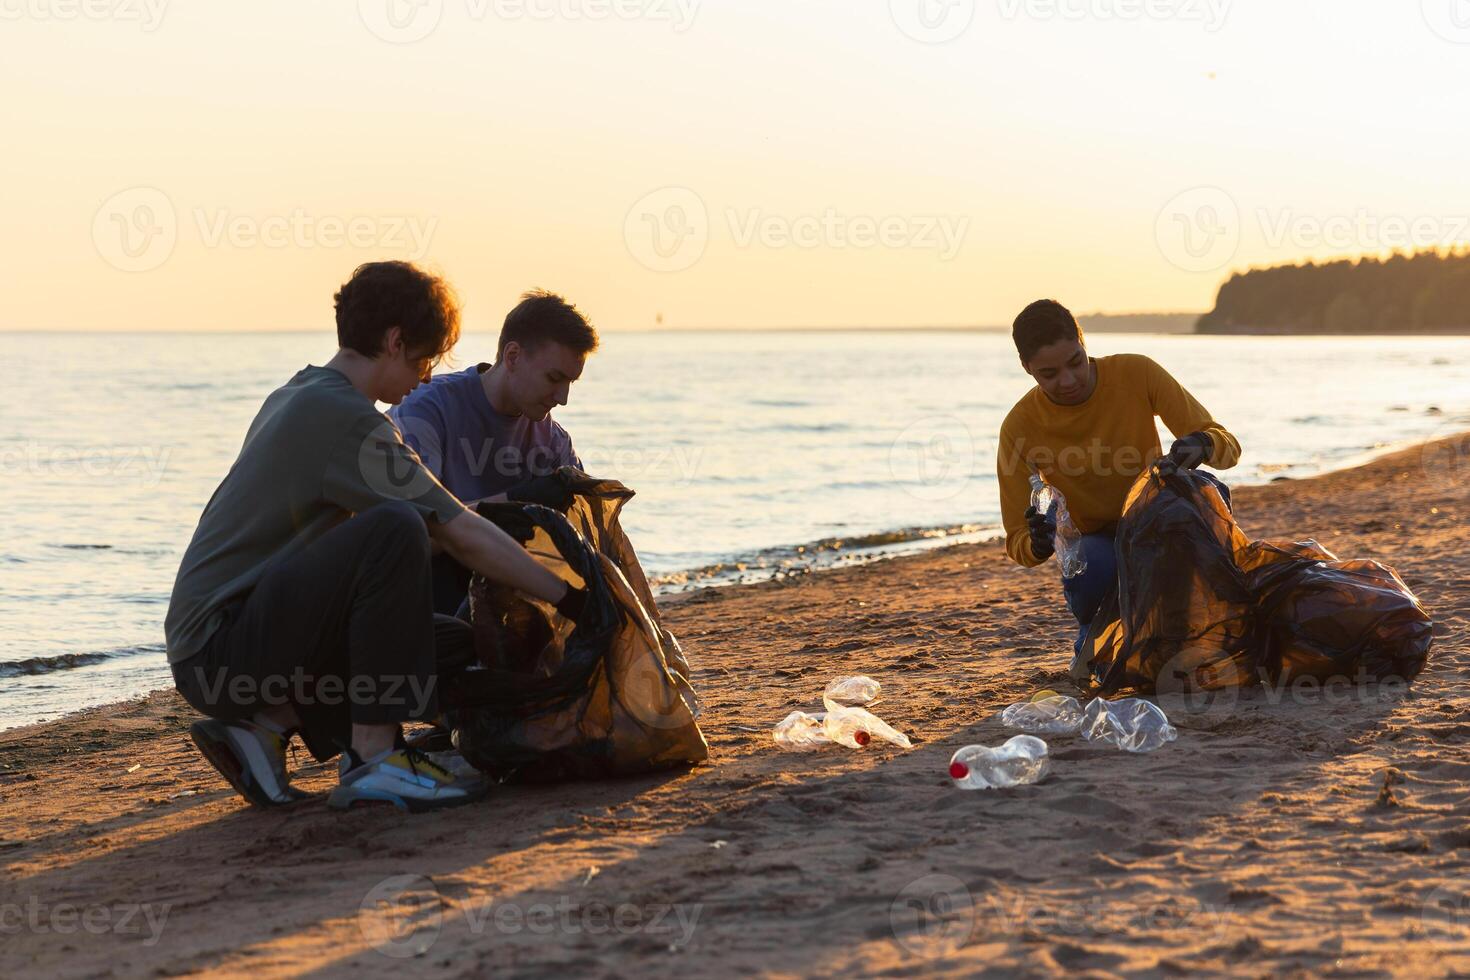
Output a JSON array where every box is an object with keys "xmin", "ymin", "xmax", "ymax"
[{"xmin": 997, "ymin": 353, "xmax": 1241, "ymax": 567}]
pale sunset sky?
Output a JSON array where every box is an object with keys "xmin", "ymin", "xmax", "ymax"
[{"xmin": 2, "ymin": 0, "xmax": 1468, "ymax": 332}]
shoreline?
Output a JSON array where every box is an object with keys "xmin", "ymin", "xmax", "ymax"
[
  {"xmin": 0, "ymin": 428, "xmax": 1459, "ymax": 735},
  {"xmin": 1, "ymin": 432, "xmax": 1466, "ymax": 975}
]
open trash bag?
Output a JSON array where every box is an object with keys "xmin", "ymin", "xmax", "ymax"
[
  {"xmin": 1083, "ymin": 469, "xmax": 1432, "ymax": 695},
  {"xmin": 443, "ymin": 468, "xmax": 708, "ymax": 782}
]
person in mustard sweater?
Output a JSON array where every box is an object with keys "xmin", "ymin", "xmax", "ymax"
[{"xmin": 996, "ymin": 299, "xmax": 1242, "ymax": 656}]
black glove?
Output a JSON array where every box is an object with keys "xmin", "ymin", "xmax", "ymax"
[
  {"xmin": 554, "ymin": 585, "xmax": 588, "ymax": 623},
  {"xmin": 1025, "ymin": 504, "xmax": 1056, "ymax": 562},
  {"xmin": 506, "ymin": 473, "xmax": 574, "ymax": 512},
  {"xmin": 1157, "ymin": 431, "xmax": 1214, "ymax": 476}
]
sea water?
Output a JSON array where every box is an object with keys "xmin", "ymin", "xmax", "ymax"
[{"xmin": 2, "ymin": 329, "xmax": 1466, "ymax": 729}]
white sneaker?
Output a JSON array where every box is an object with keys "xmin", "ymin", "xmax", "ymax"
[{"xmin": 327, "ymin": 746, "xmax": 488, "ymax": 813}]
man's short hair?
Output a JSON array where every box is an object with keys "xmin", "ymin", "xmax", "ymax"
[
  {"xmin": 334, "ymin": 261, "xmax": 460, "ymax": 366},
  {"xmin": 1012, "ymin": 299, "xmax": 1085, "ymax": 364},
  {"xmin": 498, "ymin": 290, "xmax": 599, "ymax": 357}
]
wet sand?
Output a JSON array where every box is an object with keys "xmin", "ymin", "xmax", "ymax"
[{"xmin": 1, "ymin": 434, "xmax": 1467, "ymax": 978}]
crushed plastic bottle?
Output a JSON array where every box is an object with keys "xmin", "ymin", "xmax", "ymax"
[
  {"xmin": 772, "ymin": 710, "xmax": 830, "ymax": 748},
  {"xmin": 823, "ymin": 675, "xmax": 881, "ymax": 710},
  {"xmin": 1029, "ymin": 473, "xmax": 1088, "ymax": 580},
  {"xmin": 1081, "ymin": 698, "xmax": 1178, "ymax": 753},
  {"xmin": 999, "ymin": 694, "xmax": 1085, "ymax": 735},
  {"xmin": 948, "ymin": 735, "xmax": 1049, "ymax": 789},
  {"xmin": 823, "ymin": 704, "xmax": 913, "ymax": 749}
]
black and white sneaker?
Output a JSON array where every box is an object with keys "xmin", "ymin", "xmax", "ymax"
[{"xmin": 189, "ymin": 718, "xmax": 310, "ymax": 807}]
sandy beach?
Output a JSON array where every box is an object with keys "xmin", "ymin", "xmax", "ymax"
[{"xmin": 1, "ymin": 434, "xmax": 1466, "ymax": 978}]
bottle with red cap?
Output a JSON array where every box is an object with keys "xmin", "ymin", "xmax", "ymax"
[{"xmin": 947, "ymin": 735, "xmax": 1049, "ymax": 789}]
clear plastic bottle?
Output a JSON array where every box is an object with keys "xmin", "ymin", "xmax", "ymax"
[
  {"xmin": 823, "ymin": 675, "xmax": 881, "ymax": 710},
  {"xmin": 999, "ymin": 694, "xmax": 1085, "ymax": 735},
  {"xmin": 823, "ymin": 704, "xmax": 913, "ymax": 749},
  {"xmin": 1081, "ymin": 698, "xmax": 1177, "ymax": 753},
  {"xmin": 772, "ymin": 710, "xmax": 829, "ymax": 748},
  {"xmin": 948, "ymin": 735, "xmax": 1049, "ymax": 789},
  {"xmin": 1028, "ymin": 473, "xmax": 1088, "ymax": 579}
]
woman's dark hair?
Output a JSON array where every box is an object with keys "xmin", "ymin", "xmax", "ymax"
[
  {"xmin": 334, "ymin": 261, "xmax": 460, "ymax": 365},
  {"xmin": 498, "ymin": 290, "xmax": 599, "ymax": 357},
  {"xmin": 1012, "ymin": 299, "xmax": 1085, "ymax": 364}
]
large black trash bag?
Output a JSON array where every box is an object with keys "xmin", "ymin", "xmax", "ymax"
[
  {"xmin": 444, "ymin": 468, "xmax": 707, "ymax": 782},
  {"xmin": 1083, "ymin": 469, "xmax": 1432, "ymax": 695}
]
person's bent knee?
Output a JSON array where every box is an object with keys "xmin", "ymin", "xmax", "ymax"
[{"xmin": 358, "ymin": 502, "xmax": 431, "ymax": 556}]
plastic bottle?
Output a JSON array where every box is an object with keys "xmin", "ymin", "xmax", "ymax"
[
  {"xmin": 823, "ymin": 704, "xmax": 913, "ymax": 749},
  {"xmin": 999, "ymin": 694, "xmax": 1085, "ymax": 735},
  {"xmin": 1081, "ymin": 698, "xmax": 1178, "ymax": 753},
  {"xmin": 823, "ymin": 675, "xmax": 881, "ymax": 710},
  {"xmin": 948, "ymin": 735, "xmax": 1049, "ymax": 789},
  {"xmin": 772, "ymin": 710, "xmax": 829, "ymax": 748},
  {"xmin": 1028, "ymin": 473, "xmax": 1088, "ymax": 580}
]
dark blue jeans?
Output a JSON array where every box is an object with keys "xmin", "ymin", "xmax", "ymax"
[{"xmin": 1063, "ymin": 472, "xmax": 1233, "ymax": 655}]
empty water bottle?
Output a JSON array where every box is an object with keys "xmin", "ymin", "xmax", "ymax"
[
  {"xmin": 823, "ymin": 675, "xmax": 881, "ymax": 710},
  {"xmin": 824, "ymin": 704, "xmax": 913, "ymax": 749},
  {"xmin": 773, "ymin": 710, "xmax": 830, "ymax": 748},
  {"xmin": 1029, "ymin": 473, "xmax": 1088, "ymax": 580},
  {"xmin": 1081, "ymin": 698, "xmax": 1178, "ymax": 753},
  {"xmin": 948, "ymin": 735, "xmax": 1049, "ymax": 789},
  {"xmin": 999, "ymin": 694, "xmax": 1085, "ymax": 735}
]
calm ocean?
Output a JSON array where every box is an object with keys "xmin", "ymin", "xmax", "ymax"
[{"xmin": 3, "ymin": 330, "xmax": 1467, "ymax": 729}]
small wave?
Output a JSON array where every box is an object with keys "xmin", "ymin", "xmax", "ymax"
[
  {"xmin": 53, "ymin": 543, "xmax": 114, "ymax": 551},
  {"xmin": 650, "ymin": 522, "xmax": 995, "ymax": 590},
  {"xmin": 0, "ymin": 642, "xmax": 164, "ymax": 678}
]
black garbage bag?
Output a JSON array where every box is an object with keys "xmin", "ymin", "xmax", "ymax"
[
  {"xmin": 444, "ymin": 468, "xmax": 707, "ymax": 782},
  {"xmin": 1084, "ymin": 469, "xmax": 1432, "ymax": 695}
]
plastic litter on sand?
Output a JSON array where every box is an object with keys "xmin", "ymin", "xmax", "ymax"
[
  {"xmin": 772, "ymin": 675, "xmax": 912, "ymax": 750},
  {"xmin": 948, "ymin": 735, "xmax": 1049, "ymax": 790}
]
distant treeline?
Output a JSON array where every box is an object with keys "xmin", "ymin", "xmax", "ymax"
[{"xmin": 1196, "ymin": 250, "xmax": 1470, "ymax": 334}]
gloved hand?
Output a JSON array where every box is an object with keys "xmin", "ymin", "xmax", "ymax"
[
  {"xmin": 506, "ymin": 473, "xmax": 574, "ymax": 512},
  {"xmin": 554, "ymin": 584, "xmax": 588, "ymax": 623},
  {"xmin": 1156, "ymin": 431, "xmax": 1213, "ymax": 476},
  {"xmin": 1025, "ymin": 504, "xmax": 1056, "ymax": 562}
]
